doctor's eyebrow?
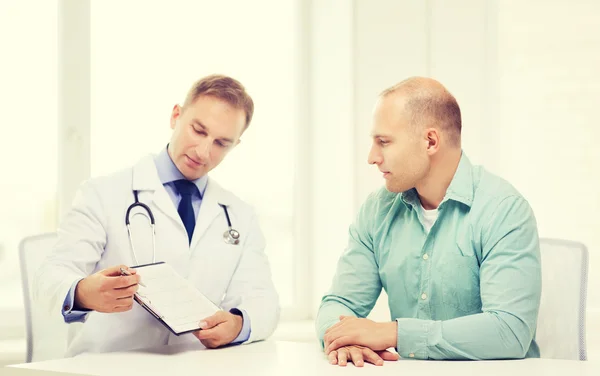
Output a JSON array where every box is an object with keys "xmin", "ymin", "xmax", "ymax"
[{"xmin": 191, "ymin": 119, "xmax": 234, "ymax": 144}]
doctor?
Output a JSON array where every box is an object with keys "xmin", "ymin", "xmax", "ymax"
[{"xmin": 34, "ymin": 74, "xmax": 280, "ymax": 357}]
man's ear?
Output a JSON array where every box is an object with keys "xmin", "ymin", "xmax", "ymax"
[
  {"xmin": 425, "ymin": 128, "xmax": 440, "ymax": 155},
  {"xmin": 170, "ymin": 104, "xmax": 182, "ymax": 130},
  {"xmin": 229, "ymin": 138, "xmax": 242, "ymax": 149}
]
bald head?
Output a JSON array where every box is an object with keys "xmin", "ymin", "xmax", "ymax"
[{"xmin": 380, "ymin": 77, "xmax": 462, "ymax": 146}]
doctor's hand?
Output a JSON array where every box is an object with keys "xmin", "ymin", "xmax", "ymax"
[
  {"xmin": 192, "ymin": 310, "xmax": 243, "ymax": 349},
  {"xmin": 327, "ymin": 345, "xmax": 400, "ymax": 367},
  {"xmin": 74, "ymin": 265, "xmax": 141, "ymax": 313},
  {"xmin": 323, "ymin": 316, "xmax": 398, "ymax": 355}
]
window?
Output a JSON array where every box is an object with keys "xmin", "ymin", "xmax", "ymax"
[{"xmin": 90, "ymin": 0, "xmax": 303, "ymax": 315}]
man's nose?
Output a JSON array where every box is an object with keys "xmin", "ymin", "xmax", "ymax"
[
  {"xmin": 368, "ymin": 146, "xmax": 381, "ymax": 165},
  {"xmin": 194, "ymin": 139, "xmax": 211, "ymax": 161}
]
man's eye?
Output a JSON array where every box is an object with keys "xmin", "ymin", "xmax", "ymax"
[{"xmin": 192, "ymin": 125, "xmax": 205, "ymax": 135}]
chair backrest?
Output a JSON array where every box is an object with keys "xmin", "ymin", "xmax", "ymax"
[
  {"xmin": 536, "ymin": 238, "xmax": 588, "ymax": 360},
  {"xmin": 18, "ymin": 232, "xmax": 69, "ymax": 362}
]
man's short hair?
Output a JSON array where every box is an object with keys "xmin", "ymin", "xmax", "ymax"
[
  {"xmin": 183, "ymin": 74, "xmax": 255, "ymax": 130},
  {"xmin": 381, "ymin": 77, "xmax": 462, "ymax": 145}
]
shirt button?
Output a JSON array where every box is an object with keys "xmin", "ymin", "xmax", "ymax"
[
  {"xmin": 422, "ymin": 254, "xmax": 429, "ymax": 260},
  {"xmin": 409, "ymin": 353, "xmax": 415, "ymax": 358},
  {"xmin": 421, "ymin": 293, "xmax": 427, "ymax": 300},
  {"xmin": 63, "ymin": 305, "xmax": 70, "ymax": 312}
]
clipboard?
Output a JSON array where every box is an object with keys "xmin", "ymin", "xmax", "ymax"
[{"xmin": 131, "ymin": 262, "xmax": 221, "ymax": 336}]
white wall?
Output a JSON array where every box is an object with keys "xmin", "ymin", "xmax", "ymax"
[
  {"xmin": 309, "ymin": 1, "xmax": 600, "ymax": 354},
  {"xmin": 494, "ymin": 0, "xmax": 600, "ymax": 309},
  {"xmin": 308, "ymin": 0, "xmax": 356, "ymax": 316}
]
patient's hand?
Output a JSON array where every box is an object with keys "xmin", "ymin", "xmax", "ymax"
[
  {"xmin": 327, "ymin": 345, "xmax": 399, "ymax": 367},
  {"xmin": 324, "ymin": 316, "xmax": 398, "ymax": 354}
]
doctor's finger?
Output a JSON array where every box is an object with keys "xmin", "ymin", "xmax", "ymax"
[
  {"xmin": 200, "ymin": 339, "xmax": 222, "ymax": 349},
  {"xmin": 199, "ymin": 311, "xmax": 228, "ymax": 329},
  {"xmin": 102, "ymin": 265, "xmax": 136, "ymax": 277},
  {"xmin": 112, "ymin": 302, "xmax": 134, "ymax": 312},
  {"xmin": 113, "ymin": 284, "xmax": 139, "ymax": 297},
  {"xmin": 110, "ymin": 274, "xmax": 141, "ymax": 289},
  {"xmin": 194, "ymin": 326, "xmax": 222, "ymax": 340},
  {"xmin": 114, "ymin": 295, "xmax": 134, "ymax": 305},
  {"xmin": 115, "ymin": 291, "xmax": 136, "ymax": 301}
]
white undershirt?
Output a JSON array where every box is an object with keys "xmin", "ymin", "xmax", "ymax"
[{"xmin": 420, "ymin": 203, "xmax": 439, "ymax": 233}]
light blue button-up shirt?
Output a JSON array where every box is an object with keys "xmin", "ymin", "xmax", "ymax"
[
  {"xmin": 62, "ymin": 146, "xmax": 251, "ymax": 344},
  {"xmin": 316, "ymin": 153, "xmax": 542, "ymax": 360}
]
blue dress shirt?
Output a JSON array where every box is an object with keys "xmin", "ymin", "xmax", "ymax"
[{"xmin": 62, "ymin": 146, "xmax": 251, "ymax": 344}]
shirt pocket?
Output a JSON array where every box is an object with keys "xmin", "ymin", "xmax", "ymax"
[{"xmin": 441, "ymin": 241, "xmax": 482, "ymax": 314}]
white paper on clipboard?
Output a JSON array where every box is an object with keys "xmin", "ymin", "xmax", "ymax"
[{"xmin": 133, "ymin": 262, "xmax": 220, "ymax": 335}]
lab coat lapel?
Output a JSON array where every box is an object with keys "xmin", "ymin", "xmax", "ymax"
[
  {"xmin": 131, "ymin": 155, "xmax": 182, "ymax": 227},
  {"xmin": 190, "ymin": 178, "xmax": 228, "ymax": 250}
]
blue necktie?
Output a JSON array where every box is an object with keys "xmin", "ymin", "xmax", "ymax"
[{"xmin": 173, "ymin": 179, "xmax": 197, "ymax": 244}]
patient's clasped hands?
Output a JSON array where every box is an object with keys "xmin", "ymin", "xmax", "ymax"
[{"xmin": 323, "ymin": 316, "xmax": 400, "ymax": 367}]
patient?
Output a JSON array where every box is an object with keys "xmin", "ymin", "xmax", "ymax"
[{"xmin": 316, "ymin": 77, "xmax": 542, "ymax": 366}]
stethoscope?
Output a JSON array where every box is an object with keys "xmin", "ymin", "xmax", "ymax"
[
  {"xmin": 125, "ymin": 190, "xmax": 240, "ymax": 265},
  {"xmin": 218, "ymin": 203, "xmax": 240, "ymax": 245}
]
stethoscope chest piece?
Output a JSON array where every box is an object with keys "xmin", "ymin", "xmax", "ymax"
[
  {"xmin": 223, "ymin": 228, "xmax": 240, "ymax": 245},
  {"xmin": 219, "ymin": 203, "xmax": 240, "ymax": 245}
]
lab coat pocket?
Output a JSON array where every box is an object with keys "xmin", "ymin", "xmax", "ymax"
[{"xmin": 441, "ymin": 242, "xmax": 482, "ymax": 314}]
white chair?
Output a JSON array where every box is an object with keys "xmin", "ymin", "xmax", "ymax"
[
  {"xmin": 536, "ymin": 238, "xmax": 588, "ymax": 360},
  {"xmin": 19, "ymin": 232, "xmax": 70, "ymax": 362}
]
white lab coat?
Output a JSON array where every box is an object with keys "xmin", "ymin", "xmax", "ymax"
[{"xmin": 34, "ymin": 154, "xmax": 280, "ymax": 357}]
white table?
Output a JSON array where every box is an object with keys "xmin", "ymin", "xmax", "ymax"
[{"xmin": 9, "ymin": 340, "xmax": 600, "ymax": 376}]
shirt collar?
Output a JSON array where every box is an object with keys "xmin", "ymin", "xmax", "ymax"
[
  {"xmin": 400, "ymin": 188, "xmax": 420, "ymax": 209},
  {"xmin": 154, "ymin": 145, "xmax": 208, "ymax": 196},
  {"xmin": 401, "ymin": 151, "xmax": 474, "ymax": 209},
  {"xmin": 444, "ymin": 152, "xmax": 475, "ymax": 207}
]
